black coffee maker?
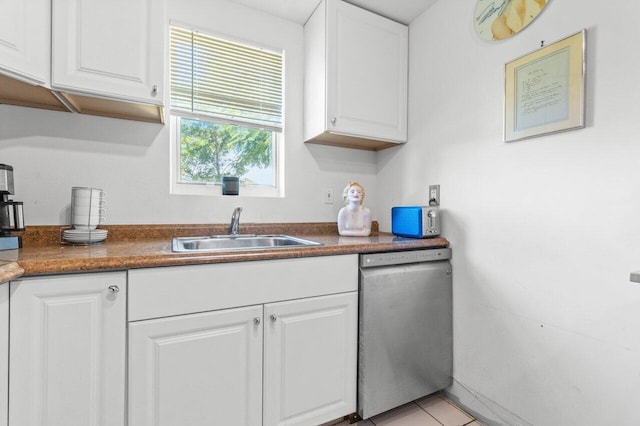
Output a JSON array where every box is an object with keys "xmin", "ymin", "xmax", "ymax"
[{"xmin": 0, "ymin": 164, "xmax": 24, "ymax": 250}]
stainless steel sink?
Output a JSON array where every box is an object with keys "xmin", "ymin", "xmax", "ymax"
[{"xmin": 171, "ymin": 234, "xmax": 323, "ymax": 253}]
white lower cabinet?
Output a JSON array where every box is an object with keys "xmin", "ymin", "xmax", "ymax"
[
  {"xmin": 8, "ymin": 272, "xmax": 127, "ymax": 426},
  {"xmin": 128, "ymin": 255, "xmax": 359, "ymax": 426},
  {"xmin": 129, "ymin": 305, "xmax": 264, "ymax": 426},
  {"xmin": 264, "ymin": 293, "xmax": 357, "ymax": 426},
  {"xmin": 4, "ymin": 255, "xmax": 358, "ymax": 426},
  {"xmin": 129, "ymin": 293, "xmax": 357, "ymax": 426},
  {"xmin": 0, "ymin": 285, "xmax": 8, "ymax": 426}
]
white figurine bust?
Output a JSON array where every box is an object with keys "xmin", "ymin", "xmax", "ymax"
[{"xmin": 338, "ymin": 182, "xmax": 371, "ymax": 237}]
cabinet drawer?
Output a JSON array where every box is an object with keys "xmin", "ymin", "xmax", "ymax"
[{"xmin": 128, "ymin": 255, "xmax": 358, "ymax": 321}]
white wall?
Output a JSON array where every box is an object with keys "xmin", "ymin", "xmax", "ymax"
[
  {"xmin": 376, "ymin": 0, "xmax": 640, "ymax": 424},
  {"xmin": 0, "ymin": 0, "xmax": 378, "ymax": 226}
]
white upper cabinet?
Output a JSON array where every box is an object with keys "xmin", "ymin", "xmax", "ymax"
[
  {"xmin": 0, "ymin": 0, "xmax": 68, "ymax": 113},
  {"xmin": 0, "ymin": 0, "xmax": 50, "ymax": 85},
  {"xmin": 51, "ymin": 0, "xmax": 165, "ymax": 106},
  {"xmin": 304, "ymin": 0, "xmax": 408, "ymax": 150}
]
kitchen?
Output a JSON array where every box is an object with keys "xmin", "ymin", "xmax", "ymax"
[{"xmin": 1, "ymin": 0, "xmax": 639, "ymax": 425}]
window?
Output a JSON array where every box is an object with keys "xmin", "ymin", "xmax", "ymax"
[{"xmin": 169, "ymin": 25, "xmax": 284, "ymax": 197}]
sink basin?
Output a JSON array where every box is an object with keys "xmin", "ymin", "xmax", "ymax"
[{"xmin": 171, "ymin": 234, "xmax": 323, "ymax": 253}]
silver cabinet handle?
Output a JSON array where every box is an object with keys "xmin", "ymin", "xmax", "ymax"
[
  {"xmin": 108, "ymin": 285, "xmax": 120, "ymax": 293},
  {"xmin": 254, "ymin": 317, "xmax": 261, "ymax": 325},
  {"xmin": 270, "ymin": 314, "xmax": 278, "ymax": 322},
  {"xmin": 152, "ymin": 85, "xmax": 158, "ymax": 95},
  {"xmin": 331, "ymin": 117, "xmax": 336, "ymax": 125}
]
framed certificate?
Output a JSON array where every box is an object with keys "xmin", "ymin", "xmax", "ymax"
[{"xmin": 504, "ymin": 30, "xmax": 586, "ymax": 142}]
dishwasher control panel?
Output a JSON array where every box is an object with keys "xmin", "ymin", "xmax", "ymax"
[{"xmin": 360, "ymin": 248, "xmax": 451, "ymax": 268}]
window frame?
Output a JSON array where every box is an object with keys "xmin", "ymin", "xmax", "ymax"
[
  {"xmin": 170, "ymin": 115, "xmax": 284, "ymax": 198},
  {"xmin": 168, "ymin": 22, "xmax": 285, "ymax": 198}
]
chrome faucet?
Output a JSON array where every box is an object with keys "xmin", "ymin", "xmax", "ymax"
[{"xmin": 229, "ymin": 207, "xmax": 242, "ymax": 235}]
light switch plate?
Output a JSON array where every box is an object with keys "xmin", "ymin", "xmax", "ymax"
[
  {"xmin": 429, "ymin": 184, "xmax": 440, "ymax": 206},
  {"xmin": 323, "ymin": 187, "xmax": 334, "ymax": 204}
]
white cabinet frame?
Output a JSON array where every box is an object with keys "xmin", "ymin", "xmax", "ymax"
[{"xmin": 9, "ymin": 272, "xmax": 127, "ymax": 426}]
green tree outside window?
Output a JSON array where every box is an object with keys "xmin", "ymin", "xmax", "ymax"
[{"xmin": 179, "ymin": 118, "xmax": 273, "ymax": 185}]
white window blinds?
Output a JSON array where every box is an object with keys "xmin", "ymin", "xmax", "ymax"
[{"xmin": 170, "ymin": 26, "xmax": 283, "ymax": 130}]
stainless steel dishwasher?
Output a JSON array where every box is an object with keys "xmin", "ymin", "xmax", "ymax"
[{"xmin": 357, "ymin": 248, "xmax": 452, "ymax": 420}]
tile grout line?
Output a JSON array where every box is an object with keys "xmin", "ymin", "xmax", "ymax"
[
  {"xmin": 364, "ymin": 398, "xmax": 480, "ymax": 426},
  {"xmin": 440, "ymin": 396, "xmax": 479, "ymax": 424},
  {"xmin": 413, "ymin": 401, "xmax": 446, "ymax": 426},
  {"xmin": 418, "ymin": 395, "xmax": 481, "ymax": 426}
]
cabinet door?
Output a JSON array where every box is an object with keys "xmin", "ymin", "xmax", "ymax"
[
  {"xmin": 264, "ymin": 292, "xmax": 358, "ymax": 426},
  {"xmin": 327, "ymin": 0, "xmax": 408, "ymax": 142},
  {"xmin": 51, "ymin": 0, "xmax": 165, "ymax": 105},
  {"xmin": 0, "ymin": 285, "xmax": 7, "ymax": 426},
  {"xmin": 9, "ymin": 272, "xmax": 126, "ymax": 426},
  {"xmin": 129, "ymin": 305, "xmax": 263, "ymax": 426},
  {"xmin": 0, "ymin": 0, "xmax": 49, "ymax": 85}
]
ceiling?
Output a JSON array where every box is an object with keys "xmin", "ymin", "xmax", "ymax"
[{"xmin": 226, "ymin": 0, "xmax": 439, "ymax": 25}]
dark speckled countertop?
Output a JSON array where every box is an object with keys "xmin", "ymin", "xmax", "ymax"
[{"xmin": 0, "ymin": 222, "xmax": 450, "ymax": 282}]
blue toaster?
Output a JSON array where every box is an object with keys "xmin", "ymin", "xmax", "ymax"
[{"xmin": 391, "ymin": 206, "xmax": 441, "ymax": 238}]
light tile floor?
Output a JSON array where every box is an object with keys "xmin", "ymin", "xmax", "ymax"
[{"xmin": 326, "ymin": 393, "xmax": 481, "ymax": 426}]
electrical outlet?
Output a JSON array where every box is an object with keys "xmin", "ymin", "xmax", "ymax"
[
  {"xmin": 429, "ymin": 184, "xmax": 440, "ymax": 206},
  {"xmin": 323, "ymin": 187, "xmax": 334, "ymax": 204}
]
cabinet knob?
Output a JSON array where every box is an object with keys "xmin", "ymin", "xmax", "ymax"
[
  {"xmin": 254, "ymin": 317, "xmax": 261, "ymax": 325},
  {"xmin": 331, "ymin": 117, "xmax": 336, "ymax": 125},
  {"xmin": 108, "ymin": 285, "xmax": 120, "ymax": 293},
  {"xmin": 152, "ymin": 85, "xmax": 158, "ymax": 95},
  {"xmin": 270, "ymin": 314, "xmax": 278, "ymax": 322}
]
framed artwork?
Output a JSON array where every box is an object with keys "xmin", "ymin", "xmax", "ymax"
[{"xmin": 504, "ymin": 29, "xmax": 586, "ymax": 142}]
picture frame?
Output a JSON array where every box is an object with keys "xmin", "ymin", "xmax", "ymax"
[{"xmin": 504, "ymin": 29, "xmax": 586, "ymax": 142}]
